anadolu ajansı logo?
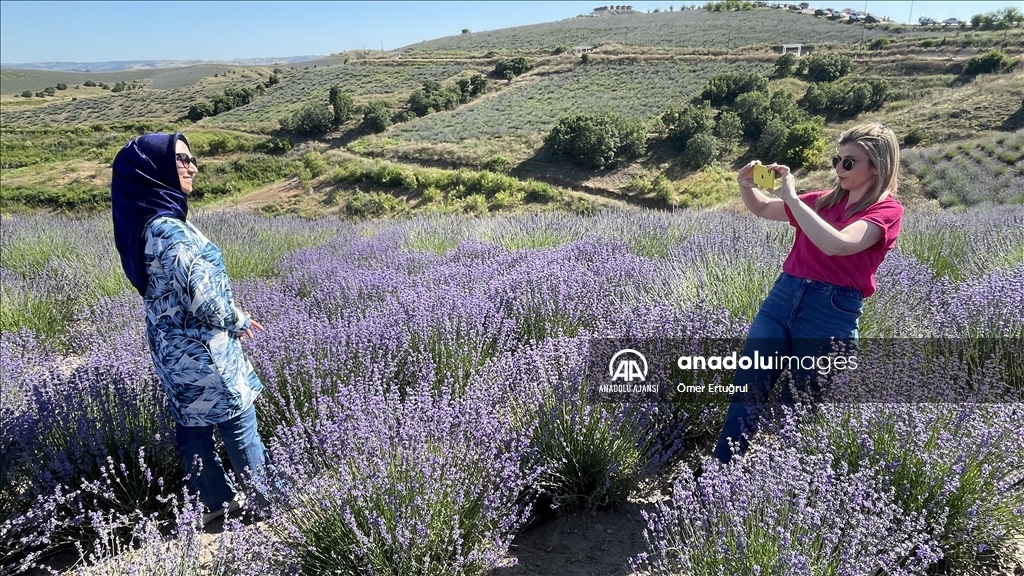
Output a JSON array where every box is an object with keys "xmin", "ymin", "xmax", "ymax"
[{"xmin": 608, "ymin": 349, "xmax": 648, "ymax": 383}]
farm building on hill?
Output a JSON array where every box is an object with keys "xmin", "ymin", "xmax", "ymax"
[{"xmin": 592, "ymin": 5, "xmax": 637, "ymax": 14}]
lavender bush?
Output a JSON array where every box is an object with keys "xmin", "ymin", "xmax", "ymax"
[{"xmin": 633, "ymin": 444, "xmax": 942, "ymax": 576}]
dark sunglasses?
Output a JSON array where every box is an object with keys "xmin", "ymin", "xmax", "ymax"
[
  {"xmin": 175, "ymin": 152, "xmax": 198, "ymax": 168},
  {"xmin": 831, "ymin": 156, "xmax": 856, "ymax": 171}
]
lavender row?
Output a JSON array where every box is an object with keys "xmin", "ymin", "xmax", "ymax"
[{"xmin": 2, "ymin": 207, "xmax": 1023, "ymax": 574}]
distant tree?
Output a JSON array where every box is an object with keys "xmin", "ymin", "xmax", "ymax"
[
  {"xmin": 212, "ymin": 87, "xmax": 255, "ymax": 115},
  {"xmin": 768, "ymin": 90, "xmax": 804, "ymax": 124},
  {"xmin": 329, "ymin": 85, "xmax": 355, "ymax": 125},
  {"xmin": 494, "ymin": 57, "xmax": 532, "ymax": 78},
  {"xmin": 713, "ymin": 110, "xmax": 744, "ymax": 144},
  {"xmin": 361, "ymin": 100, "xmax": 392, "ymax": 133},
  {"xmin": 43, "ymin": 86, "xmax": 56, "ymax": 96},
  {"xmin": 732, "ymin": 90, "xmax": 772, "ymax": 139},
  {"xmin": 662, "ymin": 101, "xmax": 715, "ymax": 149},
  {"xmin": 408, "ymin": 80, "xmax": 461, "ymax": 116},
  {"xmin": 267, "ymin": 73, "xmax": 280, "ymax": 86},
  {"xmin": 805, "ymin": 53, "xmax": 852, "ymax": 82},
  {"xmin": 188, "ymin": 101, "xmax": 214, "ymax": 122},
  {"xmin": 681, "ymin": 132, "xmax": 720, "ymax": 170},
  {"xmin": 580, "ymin": 52, "xmax": 590, "ymax": 64},
  {"xmin": 282, "ymin": 102, "xmax": 334, "ymax": 136},
  {"xmin": 462, "ymin": 28, "xmax": 471, "ymax": 34},
  {"xmin": 456, "ymin": 78, "xmax": 472, "ymax": 103},
  {"xmin": 970, "ymin": 7, "xmax": 1022, "ymax": 30},
  {"xmin": 469, "ymin": 73, "xmax": 488, "ymax": 96},
  {"xmin": 20, "ymin": 90, "xmax": 32, "ymax": 98},
  {"xmin": 700, "ymin": 72, "xmax": 768, "ymax": 106},
  {"xmin": 755, "ymin": 119, "xmax": 788, "ymax": 160},
  {"xmin": 780, "ymin": 119, "xmax": 826, "ymax": 168},
  {"xmin": 83, "ymin": 80, "xmax": 97, "ymax": 87},
  {"xmin": 55, "ymin": 83, "xmax": 67, "ymax": 90},
  {"xmin": 543, "ymin": 112, "xmax": 646, "ymax": 170},
  {"xmin": 799, "ymin": 79, "xmax": 891, "ymax": 117},
  {"xmin": 773, "ymin": 52, "xmax": 798, "ymax": 78}
]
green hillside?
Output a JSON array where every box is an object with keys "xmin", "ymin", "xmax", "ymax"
[
  {"xmin": 1, "ymin": 6, "xmax": 1022, "ymax": 217},
  {"xmin": 400, "ymin": 8, "xmax": 893, "ymax": 53}
]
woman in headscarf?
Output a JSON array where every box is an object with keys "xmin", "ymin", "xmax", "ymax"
[{"xmin": 111, "ymin": 133, "xmax": 271, "ymax": 526}]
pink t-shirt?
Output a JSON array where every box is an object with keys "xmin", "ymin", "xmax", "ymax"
[{"xmin": 782, "ymin": 190, "xmax": 904, "ymax": 298}]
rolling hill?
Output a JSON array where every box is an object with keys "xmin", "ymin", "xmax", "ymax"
[{"xmin": 1, "ymin": 5, "xmax": 1022, "ymax": 217}]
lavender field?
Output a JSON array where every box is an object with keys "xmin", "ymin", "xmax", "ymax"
[{"xmin": 1, "ymin": 208, "xmax": 1022, "ymax": 575}]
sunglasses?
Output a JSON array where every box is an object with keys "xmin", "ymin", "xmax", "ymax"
[
  {"xmin": 831, "ymin": 156, "xmax": 856, "ymax": 171},
  {"xmin": 175, "ymin": 152, "xmax": 198, "ymax": 168}
]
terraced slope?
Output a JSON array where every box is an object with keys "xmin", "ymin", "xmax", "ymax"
[{"xmin": 400, "ymin": 9, "xmax": 890, "ymax": 53}]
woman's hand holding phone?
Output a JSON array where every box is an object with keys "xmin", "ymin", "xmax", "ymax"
[{"xmin": 764, "ymin": 163, "xmax": 798, "ymax": 202}]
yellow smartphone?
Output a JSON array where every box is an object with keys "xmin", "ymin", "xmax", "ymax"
[{"xmin": 753, "ymin": 164, "xmax": 778, "ymax": 190}]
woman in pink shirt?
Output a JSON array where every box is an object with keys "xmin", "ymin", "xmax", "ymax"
[{"xmin": 713, "ymin": 123, "xmax": 904, "ymax": 463}]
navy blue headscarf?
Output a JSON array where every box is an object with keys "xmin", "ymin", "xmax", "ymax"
[{"xmin": 111, "ymin": 133, "xmax": 190, "ymax": 296}]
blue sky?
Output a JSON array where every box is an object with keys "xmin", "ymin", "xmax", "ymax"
[{"xmin": 0, "ymin": 1, "xmax": 1018, "ymax": 64}]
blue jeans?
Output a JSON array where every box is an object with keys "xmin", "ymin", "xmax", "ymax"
[
  {"xmin": 713, "ymin": 273, "xmax": 862, "ymax": 463},
  {"xmin": 176, "ymin": 404, "xmax": 273, "ymax": 512}
]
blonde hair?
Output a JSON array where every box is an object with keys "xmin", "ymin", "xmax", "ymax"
[{"xmin": 816, "ymin": 123, "xmax": 900, "ymax": 218}]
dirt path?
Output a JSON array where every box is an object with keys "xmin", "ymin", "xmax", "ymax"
[{"xmin": 492, "ymin": 500, "xmax": 660, "ymax": 576}]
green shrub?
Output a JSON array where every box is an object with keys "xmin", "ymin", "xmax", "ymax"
[
  {"xmin": 769, "ymin": 90, "xmax": 804, "ymax": 124},
  {"xmin": 344, "ymin": 191, "xmax": 408, "ymax": 219},
  {"xmin": 392, "ymin": 110, "xmax": 417, "ymax": 124},
  {"xmin": 903, "ymin": 127, "xmax": 928, "ymax": 147},
  {"xmin": 755, "ymin": 119, "xmax": 788, "ymax": 161},
  {"xmin": 662, "ymin": 101, "xmax": 715, "ymax": 149},
  {"xmin": 408, "ymin": 80, "xmax": 461, "ymax": 116},
  {"xmin": 55, "ymin": 83, "xmax": 67, "ymax": 90},
  {"xmin": 301, "ymin": 150, "xmax": 330, "ymax": 178},
  {"xmin": 869, "ymin": 37, "xmax": 892, "ymax": 50},
  {"xmin": 681, "ymin": 132, "xmax": 720, "ymax": 170},
  {"xmin": 713, "ymin": 110, "xmax": 744, "ymax": 144},
  {"xmin": 651, "ymin": 175, "xmax": 676, "ymax": 204},
  {"xmin": 83, "ymin": 80, "xmax": 97, "ymax": 87},
  {"xmin": 700, "ymin": 72, "xmax": 769, "ymax": 106},
  {"xmin": 805, "ymin": 53, "xmax": 852, "ymax": 82},
  {"xmin": 773, "ymin": 52, "xmax": 798, "ymax": 78},
  {"xmin": 212, "ymin": 87, "xmax": 255, "ymax": 115},
  {"xmin": 800, "ymin": 80, "xmax": 891, "ymax": 117},
  {"xmin": 544, "ymin": 112, "xmax": 647, "ymax": 170},
  {"xmin": 962, "ymin": 50, "xmax": 1013, "ymax": 75},
  {"xmin": 482, "ymin": 155, "xmax": 512, "ymax": 173},
  {"xmin": 282, "ymin": 102, "xmax": 334, "ymax": 136},
  {"xmin": 329, "ymin": 86, "xmax": 355, "ymax": 125},
  {"xmin": 187, "ymin": 102, "xmax": 214, "ymax": 122},
  {"xmin": 780, "ymin": 119, "xmax": 827, "ymax": 169},
  {"xmin": 494, "ymin": 57, "xmax": 532, "ymax": 78},
  {"xmin": 361, "ymin": 101, "xmax": 392, "ymax": 133},
  {"xmin": 254, "ymin": 137, "xmax": 292, "ymax": 155},
  {"xmin": 20, "ymin": 90, "xmax": 31, "ymax": 98},
  {"xmin": 732, "ymin": 90, "xmax": 772, "ymax": 140}
]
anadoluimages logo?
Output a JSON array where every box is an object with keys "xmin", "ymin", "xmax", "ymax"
[{"xmin": 608, "ymin": 349, "xmax": 648, "ymax": 382}]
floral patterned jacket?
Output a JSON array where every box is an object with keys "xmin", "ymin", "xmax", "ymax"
[{"xmin": 143, "ymin": 217, "xmax": 262, "ymax": 427}]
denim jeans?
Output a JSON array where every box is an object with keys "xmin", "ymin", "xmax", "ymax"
[
  {"xmin": 176, "ymin": 404, "xmax": 273, "ymax": 512},
  {"xmin": 713, "ymin": 273, "xmax": 862, "ymax": 463}
]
